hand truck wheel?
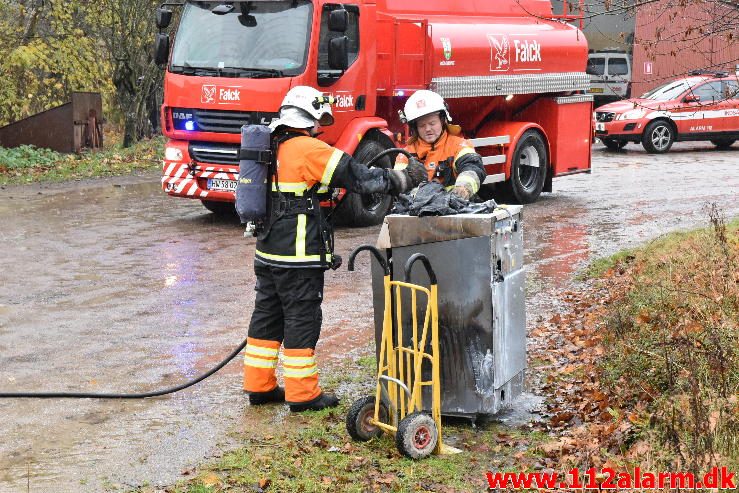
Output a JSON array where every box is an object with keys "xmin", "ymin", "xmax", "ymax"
[
  {"xmin": 346, "ymin": 396, "xmax": 388, "ymax": 442},
  {"xmin": 395, "ymin": 412, "xmax": 438, "ymax": 459}
]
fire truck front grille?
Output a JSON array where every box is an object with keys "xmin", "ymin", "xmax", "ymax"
[
  {"xmin": 189, "ymin": 142, "xmax": 240, "ymax": 165},
  {"xmin": 596, "ymin": 112, "xmax": 616, "ymax": 122},
  {"xmin": 190, "ymin": 109, "xmax": 279, "ymax": 134}
]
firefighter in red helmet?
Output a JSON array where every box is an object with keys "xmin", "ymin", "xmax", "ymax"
[
  {"xmin": 396, "ymin": 90, "xmax": 485, "ymax": 200},
  {"xmin": 243, "ymin": 86, "xmax": 426, "ymax": 412}
]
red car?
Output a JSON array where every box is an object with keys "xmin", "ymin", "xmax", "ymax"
[{"xmin": 595, "ymin": 72, "xmax": 739, "ymax": 153}]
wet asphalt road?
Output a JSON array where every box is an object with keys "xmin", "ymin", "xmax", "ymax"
[{"xmin": 0, "ymin": 142, "xmax": 737, "ymax": 492}]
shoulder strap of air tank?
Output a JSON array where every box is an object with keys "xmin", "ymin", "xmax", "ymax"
[{"xmin": 272, "ymin": 130, "xmax": 304, "ymax": 146}]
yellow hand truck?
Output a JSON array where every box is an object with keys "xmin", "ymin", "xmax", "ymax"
[{"xmin": 346, "ymin": 245, "xmax": 461, "ymax": 459}]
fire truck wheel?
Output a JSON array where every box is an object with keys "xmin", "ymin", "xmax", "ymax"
[
  {"xmin": 602, "ymin": 138, "xmax": 627, "ymax": 151},
  {"xmin": 642, "ymin": 120, "xmax": 675, "ymax": 154},
  {"xmin": 335, "ymin": 138, "xmax": 393, "ymax": 227},
  {"xmin": 396, "ymin": 412, "xmax": 438, "ymax": 460},
  {"xmin": 711, "ymin": 139, "xmax": 735, "ymax": 150},
  {"xmin": 346, "ymin": 396, "xmax": 388, "ymax": 441},
  {"xmin": 201, "ymin": 199, "xmax": 236, "ymax": 217},
  {"xmin": 506, "ymin": 130, "xmax": 548, "ymax": 204}
]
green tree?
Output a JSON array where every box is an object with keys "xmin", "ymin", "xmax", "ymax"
[
  {"xmin": 0, "ymin": 1, "xmax": 113, "ymax": 127},
  {"xmin": 91, "ymin": 0, "xmax": 163, "ymax": 147}
]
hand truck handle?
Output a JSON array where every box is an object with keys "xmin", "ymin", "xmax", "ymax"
[
  {"xmin": 348, "ymin": 244, "xmax": 390, "ymax": 275},
  {"xmin": 404, "ymin": 253, "xmax": 437, "ymax": 285}
]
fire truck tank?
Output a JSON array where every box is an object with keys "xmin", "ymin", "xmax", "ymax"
[
  {"xmin": 377, "ymin": 0, "xmax": 556, "ymax": 16},
  {"xmin": 373, "ymin": 0, "xmax": 589, "ymax": 131}
]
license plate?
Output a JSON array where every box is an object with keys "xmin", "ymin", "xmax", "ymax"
[
  {"xmin": 589, "ymin": 87, "xmax": 604, "ymax": 94},
  {"xmin": 596, "ymin": 122, "xmax": 605, "ymax": 131},
  {"xmin": 207, "ymin": 178, "xmax": 237, "ymax": 191}
]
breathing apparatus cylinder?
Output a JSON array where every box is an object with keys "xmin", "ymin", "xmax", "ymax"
[{"xmin": 236, "ymin": 124, "xmax": 272, "ymax": 227}]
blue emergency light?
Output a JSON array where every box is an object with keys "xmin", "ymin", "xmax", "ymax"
[{"xmin": 172, "ymin": 109, "xmax": 197, "ymax": 131}]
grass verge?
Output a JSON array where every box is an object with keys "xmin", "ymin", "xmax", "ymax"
[
  {"xmin": 147, "ymin": 354, "xmax": 548, "ymax": 493},
  {"xmin": 597, "ymin": 207, "xmax": 738, "ymax": 472},
  {"xmin": 545, "ymin": 206, "xmax": 738, "ymax": 476},
  {"xmin": 0, "ymin": 137, "xmax": 163, "ymax": 186}
]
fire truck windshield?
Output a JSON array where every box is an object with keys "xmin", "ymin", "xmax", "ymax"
[{"xmin": 170, "ymin": 1, "xmax": 313, "ymax": 77}]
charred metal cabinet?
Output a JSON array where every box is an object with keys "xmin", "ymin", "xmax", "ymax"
[{"xmin": 372, "ymin": 208, "xmax": 525, "ymax": 419}]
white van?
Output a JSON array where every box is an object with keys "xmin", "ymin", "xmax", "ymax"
[{"xmin": 587, "ymin": 51, "xmax": 632, "ymax": 105}]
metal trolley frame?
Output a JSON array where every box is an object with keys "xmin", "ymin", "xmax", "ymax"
[{"xmin": 346, "ymin": 245, "xmax": 460, "ymax": 459}]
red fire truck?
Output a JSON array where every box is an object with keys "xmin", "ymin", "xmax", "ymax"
[{"xmin": 155, "ymin": 0, "xmax": 592, "ymax": 224}]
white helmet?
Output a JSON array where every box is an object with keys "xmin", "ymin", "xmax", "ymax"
[
  {"xmin": 269, "ymin": 85, "xmax": 334, "ymax": 131},
  {"xmin": 402, "ymin": 90, "xmax": 451, "ymax": 124}
]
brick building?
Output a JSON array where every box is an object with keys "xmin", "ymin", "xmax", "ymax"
[{"xmin": 630, "ymin": 0, "xmax": 738, "ymax": 95}]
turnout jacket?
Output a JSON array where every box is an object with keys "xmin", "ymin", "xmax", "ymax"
[
  {"xmin": 394, "ymin": 128, "xmax": 485, "ymax": 194},
  {"xmin": 255, "ymin": 130, "xmax": 392, "ymax": 269}
]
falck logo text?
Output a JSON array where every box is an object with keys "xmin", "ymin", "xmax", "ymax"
[
  {"xmin": 488, "ymin": 35, "xmax": 542, "ymax": 72},
  {"xmin": 332, "ymin": 93, "xmax": 355, "ymax": 109},
  {"xmin": 201, "ymin": 85, "xmax": 241, "ymax": 104}
]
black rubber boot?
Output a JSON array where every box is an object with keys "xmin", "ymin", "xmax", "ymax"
[
  {"xmin": 249, "ymin": 386, "xmax": 285, "ymax": 406},
  {"xmin": 289, "ymin": 392, "xmax": 339, "ymax": 412}
]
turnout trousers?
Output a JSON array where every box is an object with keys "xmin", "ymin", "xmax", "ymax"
[{"xmin": 243, "ymin": 261, "xmax": 325, "ymax": 404}]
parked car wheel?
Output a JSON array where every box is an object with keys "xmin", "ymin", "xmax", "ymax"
[
  {"xmin": 602, "ymin": 138, "xmax": 627, "ymax": 151},
  {"xmin": 504, "ymin": 129, "xmax": 548, "ymax": 204},
  {"xmin": 642, "ymin": 120, "xmax": 675, "ymax": 154},
  {"xmin": 711, "ymin": 139, "xmax": 736, "ymax": 150},
  {"xmin": 334, "ymin": 138, "xmax": 393, "ymax": 227}
]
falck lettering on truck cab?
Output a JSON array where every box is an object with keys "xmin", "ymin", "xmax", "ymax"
[
  {"xmin": 488, "ymin": 35, "xmax": 542, "ymax": 72},
  {"xmin": 329, "ymin": 93, "xmax": 355, "ymax": 111},
  {"xmin": 200, "ymin": 84, "xmax": 241, "ymax": 105}
]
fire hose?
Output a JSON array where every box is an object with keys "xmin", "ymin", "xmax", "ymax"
[
  {"xmin": 0, "ymin": 148, "xmax": 411, "ymax": 399},
  {"xmin": 0, "ymin": 339, "xmax": 249, "ymax": 399}
]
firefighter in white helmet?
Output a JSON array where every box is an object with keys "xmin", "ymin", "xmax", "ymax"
[
  {"xmin": 395, "ymin": 90, "xmax": 485, "ymax": 200},
  {"xmin": 243, "ymin": 86, "xmax": 426, "ymax": 412}
]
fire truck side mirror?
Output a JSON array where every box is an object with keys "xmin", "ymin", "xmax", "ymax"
[
  {"xmin": 328, "ymin": 9, "xmax": 348, "ymax": 32},
  {"xmin": 683, "ymin": 94, "xmax": 700, "ymax": 103},
  {"xmin": 154, "ymin": 33, "xmax": 170, "ymax": 67},
  {"xmin": 156, "ymin": 7, "xmax": 173, "ymax": 29},
  {"xmin": 328, "ymin": 36, "xmax": 349, "ymax": 71}
]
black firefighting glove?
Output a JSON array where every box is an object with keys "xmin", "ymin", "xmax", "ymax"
[
  {"xmin": 387, "ymin": 158, "xmax": 426, "ymax": 195},
  {"xmin": 405, "ymin": 157, "xmax": 427, "ymax": 188},
  {"xmin": 387, "ymin": 169, "xmax": 412, "ymax": 195}
]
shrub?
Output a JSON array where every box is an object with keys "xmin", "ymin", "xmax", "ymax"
[
  {"xmin": 0, "ymin": 145, "xmax": 64, "ymax": 171},
  {"xmin": 600, "ymin": 205, "xmax": 739, "ymax": 472}
]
